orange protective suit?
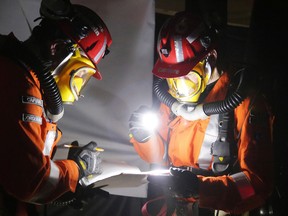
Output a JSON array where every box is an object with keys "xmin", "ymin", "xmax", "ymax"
[
  {"xmin": 130, "ymin": 72, "xmax": 274, "ymax": 214},
  {"xmin": 0, "ymin": 48, "xmax": 79, "ymax": 214}
]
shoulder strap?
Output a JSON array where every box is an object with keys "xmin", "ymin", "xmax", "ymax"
[
  {"xmin": 211, "ymin": 111, "xmax": 237, "ymax": 176},
  {"xmin": 0, "ymin": 34, "xmax": 39, "ymax": 86}
]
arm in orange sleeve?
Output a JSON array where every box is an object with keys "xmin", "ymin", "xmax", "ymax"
[
  {"xmin": 129, "ymin": 103, "xmax": 172, "ymax": 165},
  {"xmin": 197, "ymin": 93, "xmax": 274, "ymax": 214},
  {"xmin": 0, "ymin": 63, "xmax": 79, "ymax": 204},
  {"xmin": 1, "ymin": 116, "xmax": 80, "ymax": 204}
]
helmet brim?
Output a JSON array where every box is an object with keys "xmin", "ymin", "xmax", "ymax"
[
  {"xmin": 152, "ymin": 51, "xmax": 207, "ymax": 78},
  {"xmin": 93, "ymin": 70, "xmax": 102, "ymax": 80}
]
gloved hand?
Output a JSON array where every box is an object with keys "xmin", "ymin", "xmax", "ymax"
[
  {"xmin": 50, "ymin": 184, "xmax": 109, "ymax": 210},
  {"xmin": 68, "ymin": 141, "xmax": 102, "ymax": 180},
  {"xmin": 148, "ymin": 167, "xmax": 199, "ymax": 199},
  {"xmin": 128, "ymin": 106, "xmax": 158, "ymax": 143},
  {"xmin": 169, "ymin": 167, "xmax": 199, "ymax": 198}
]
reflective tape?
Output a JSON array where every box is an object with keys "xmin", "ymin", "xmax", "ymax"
[
  {"xmin": 174, "ymin": 35, "xmax": 184, "ymax": 63},
  {"xmin": 22, "ymin": 113, "xmax": 42, "ymax": 125},
  {"xmin": 29, "ymin": 160, "xmax": 60, "ymax": 204},
  {"xmin": 93, "ymin": 37, "xmax": 107, "ymax": 63},
  {"xmin": 43, "ymin": 130, "xmax": 56, "ymax": 156},
  {"xmin": 186, "ymin": 22, "xmax": 205, "ymax": 44},
  {"xmin": 231, "ymin": 172, "xmax": 255, "ymax": 200},
  {"xmin": 22, "ymin": 96, "xmax": 43, "ymax": 107}
]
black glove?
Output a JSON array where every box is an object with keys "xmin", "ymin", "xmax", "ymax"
[
  {"xmin": 169, "ymin": 167, "xmax": 199, "ymax": 198},
  {"xmin": 50, "ymin": 184, "xmax": 109, "ymax": 210},
  {"xmin": 128, "ymin": 106, "xmax": 157, "ymax": 143},
  {"xmin": 68, "ymin": 141, "xmax": 102, "ymax": 180},
  {"xmin": 148, "ymin": 167, "xmax": 199, "ymax": 199}
]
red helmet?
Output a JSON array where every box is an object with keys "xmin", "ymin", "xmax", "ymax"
[
  {"xmin": 58, "ymin": 5, "xmax": 112, "ymax": 80},
  {"xmin": 40, "ymin": 2, "xmax": 112, "ymax": 80},
  {"xmin": 153, "ymin": 11, "xmax": 218, "ymax": 78}
]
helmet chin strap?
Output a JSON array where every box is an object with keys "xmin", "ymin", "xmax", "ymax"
[
  {"xmin": 207, "ymin": 67, "xmax": 220, "ymax": 85},
  {"xmin": 52, "ymin": 51, "xmax": 73, "ymax": 76}
]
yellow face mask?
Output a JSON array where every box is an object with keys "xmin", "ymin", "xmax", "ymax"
[
  {"xmin": 166, "ymin": 59, "xmax": 211, "ymax": 103},
  {"xmin": 54, "ymin": 47, "xmax": 97, "ymax": 104}
]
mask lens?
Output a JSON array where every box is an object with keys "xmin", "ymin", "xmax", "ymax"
[
  {"xmin": 167, "ymin": 72, "xmax": 202, "ymax": 99},
  {"xmin": 70, "ymin": 67, "xmax": 97, "ymax": 98}
]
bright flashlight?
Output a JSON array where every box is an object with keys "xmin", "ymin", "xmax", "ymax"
[{"xmin": 140, "ymin": 111, "xmax": 159, "ymax": 131}]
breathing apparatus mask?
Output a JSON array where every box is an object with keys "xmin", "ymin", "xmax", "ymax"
[
  {"xmin": 52, "ymin": 46, "xmax": 98, "ymax": 104},
  {"xmin": 166, "ymin": 56, "xmax": 212, "ymax": 105},
  {"xmin": 28, "ymin": 0, "xmax": 112, "ymax": 122}
]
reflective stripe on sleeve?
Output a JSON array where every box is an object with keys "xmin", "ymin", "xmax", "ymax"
[
  {"xmin": 29, "ymin": 160, "xmax": 60, "ymax": 203},
  {"xmin": 43, "ymin": 130, "xmax": 56, "ymax": 156},
  {"xmin": 49, "ymin": 160, "xmax": 61, "ymax": 186},
  {"xmin": 22, "ymin": 113, "xmax": 42, "ymax": 124},
  {"xmin": 22, "ymin": 96, "xmax": 43, "ymax": 107},
  {"xmin": 230, "ymin": 172, "xmax": 255, "ymax": 200}
]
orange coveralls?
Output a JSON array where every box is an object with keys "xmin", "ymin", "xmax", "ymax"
[
  {"xmin": 130, "ymin": 72, "xmax": 274, "ymax": 214},
  {"xmin": 0, "ymin": 52, "xmax": 79, "ymax": 215}
]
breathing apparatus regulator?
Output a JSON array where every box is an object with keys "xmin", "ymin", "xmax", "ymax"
[{"xmin": 154, "ymin": 68, "xmax": 248, "ymax": 120}]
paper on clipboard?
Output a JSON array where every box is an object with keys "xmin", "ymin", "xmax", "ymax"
[
  {"xmin": 53, "ymin": 147, "xmax": 169, "ymax": 198},
  {"xmin": 77, "ymin": 160, "xmax": 146, "ymax": 197},
  {"xmin": 79, "ymin": 160, "xmax": 169, "ymax": 198},
  {"xmin": 80, "ymin": 159, "xmax": 143, "ymax": 186}
]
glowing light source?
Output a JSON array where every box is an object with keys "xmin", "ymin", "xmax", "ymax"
[{"xmin": 140, "ymin": 111, "xmax": 159, "ymax": 131}]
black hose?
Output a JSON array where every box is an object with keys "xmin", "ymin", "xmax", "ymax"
[
  {"xmin": 203, "ymin": 91, "xmax": 244, "ymax": 115},
  {"xmin": 203, "ymin": 68, "xmax": 246, "ymax": 115},
  {"xmin": 1, "ymin": 36, "xmax": 64, "ymax": 119},
  {"xmin": 153, "ymin": 77, "xmax": 177, "ymax": 108},
  {"xmin": 34, "ymin": 65, "xmax": 63, "ymax": 116},
  {"xmin": 19, "ymin": 41, "xmax": 64, "ymax": 118}
]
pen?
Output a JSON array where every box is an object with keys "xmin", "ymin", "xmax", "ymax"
[{"xmin": 63, "ymin": 144, "xmax": 104, "ymax": 152}]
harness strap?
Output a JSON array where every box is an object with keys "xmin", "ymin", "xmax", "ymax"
[{"xmin": 211, "ymin": 111, "xmax": 237, "ymax": 176}]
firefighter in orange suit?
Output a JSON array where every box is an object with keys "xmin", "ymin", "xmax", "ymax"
[
  {"xmin": 129, "ymin": 11, "xmax": 274, "ymax": 215},
  {"xmin": 0, "ymin": 0, "xmax": 112, "ymax": 215}
]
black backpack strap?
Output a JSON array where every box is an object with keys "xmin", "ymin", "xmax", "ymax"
[{"xmin": 211, "ymin": 110, "xmax": 237, "ymax": 176}]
